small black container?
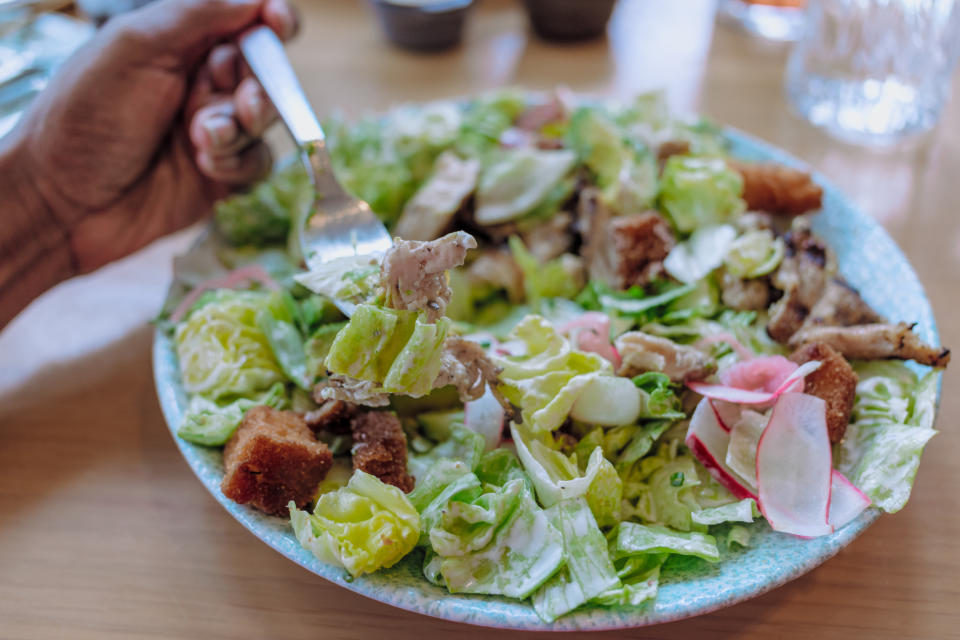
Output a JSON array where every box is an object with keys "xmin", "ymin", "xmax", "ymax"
[
  {"xmin": 522, "ymin": 0, "xmax": 618, "ymax": 42},
  {"xmin": 370, "ymin": 0, "xmax": 474, "ymax": 52}
]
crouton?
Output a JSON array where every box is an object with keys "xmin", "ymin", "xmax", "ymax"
[
  {"xmin": 221, "ymin": 406, "xmax": 333, "ymax": 516},
  {"xmin": 788, "ymin": 342, "xmax": 858, "ymax": 443},
  {"xmin": 350, "ymin": 411, "xmax": 414, "ymax": 493},
  {"xmin": 607, "ymin": 212, "xmax": 676, "ymax": 288},
  {"xmin": 303, "ymin": 400, "xmax": 359, "ymax": 435},
  {"xmin": 729, "ymin": 160, "xmax": 823, "ymax": 216}
]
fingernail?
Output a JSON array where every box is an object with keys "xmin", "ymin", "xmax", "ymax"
[
  {"xmin": 248, "ymin": 91, "xmax": 268, "ymax": 130},
  {"xmin": 202, "ymin": 114, "xmax": 236, "ymax": 148}
]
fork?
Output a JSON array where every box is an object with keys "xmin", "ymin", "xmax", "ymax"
[{"xmin": 238, "ymin": 26, "xmax": 392, "ymax": 312}]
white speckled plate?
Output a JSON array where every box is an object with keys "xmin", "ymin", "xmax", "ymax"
[{"xmin": 152, "ymin": 126, "xmax": 942, "ymax": 631}]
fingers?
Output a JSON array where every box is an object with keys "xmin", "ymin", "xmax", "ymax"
[
  {"xmin": 208, "ymin": 44, "xmax": 240, "ymax": 91},
  {"xmin": 263, "ymin": 0, "xmax": 299, "ymax": 41},
  {"xmin": 197, "ymin": 141, "xmax": 273, "ymax": 185}
]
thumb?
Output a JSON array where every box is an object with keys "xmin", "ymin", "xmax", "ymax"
[{"xmin": 105, "ymin": 0, "xmax": 263, "ymax": 69}]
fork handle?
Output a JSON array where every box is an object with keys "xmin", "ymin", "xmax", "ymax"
[{"xmin": 238, "ymin": 25, "xmax": 324, "ymax": 148}]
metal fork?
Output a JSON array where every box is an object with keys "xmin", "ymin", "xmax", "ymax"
[{"xmin": 238, "ymin": 26, "xmax": 392, "ymax": 311}]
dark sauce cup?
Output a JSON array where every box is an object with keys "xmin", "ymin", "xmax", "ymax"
[
  {"xmin": 522, "ymin": 0, "xmax": 618, "ymax": 42},
  {"xmin": 370, "ymin": 0, "xmax": 474, "ymax": 52}
]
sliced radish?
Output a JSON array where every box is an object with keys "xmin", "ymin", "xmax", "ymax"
[
  {"xmin": 557, "ymin": 312, "xmax": 620, "ymax": 367},
  {"xmin": 686, "ymin": 399, "xmax": 757, "ymax": 500},
  {"xmin": 755, "ymin": 392, "xmax": 833, "ymax": 537},
  {"xmin": 720, "ymin": 355, "xmax": 800, "ymax": 395},
  {"xmin": 709, "ymin": 399, "xmax": 742, "ymax": 432},
  {"xmin": 170, "ymin": 264, "xmax": 281, "ymax": 323},
  {"xmin": 694, "ymin": 332, "xmax": 754, "ymax": 360},
  {"xmin": 725, "ymin": 409, "xmax": 767, "ymax": 491},
  {"xmin": 464, "ymin": 386, "xmax": 505, "ymax": 451},
  {"xmin": 687, "ymin": 360, "xmax": 821, "ymax": 406},
  {"xmin": 828, "ymin": 470, "xmax": 871, "ymax": 530}
]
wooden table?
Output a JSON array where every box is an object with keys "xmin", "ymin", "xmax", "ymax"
[{"xmin": 1, "ymin": 1, "xmax": 958, "ymax": 637}]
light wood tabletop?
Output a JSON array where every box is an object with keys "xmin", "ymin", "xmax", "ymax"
[{"xmin": 1, "ymin": 1, "xmax": 958, "ymax": 638}]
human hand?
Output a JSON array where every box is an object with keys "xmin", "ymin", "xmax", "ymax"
[{"xmin": 14, "ymin": 0, "xmax": 298, "ymax": 274}]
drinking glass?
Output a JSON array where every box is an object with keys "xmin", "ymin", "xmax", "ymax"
[{"xmin": 785, "ymin": 0, "xmax": 960, "ymax": 146}]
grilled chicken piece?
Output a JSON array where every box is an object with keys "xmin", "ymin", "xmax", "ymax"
[
  {"xmin": 656, "ymin": 140, "xmax": 691, "ymax": 169},
  {"xmin": 729, "ymin": 160, "xmax": 823, "ymax": 216},
  {"xmin": 433, "ymin": 337, "xmax": 514, "ymax": 416},
  {"xmin": 615, "ymin": 331, "xmax": 716, "ymax": 382},
  {"xmin": 804, "ymin": 278, "xmax": 884, "ymax": 329},
  {"xmin": 314, "ymin": 375, "xmax": 390, "ymax": 407},
  {"xmin": 788, "ymin": 323, "xmax": 951, "ymax": 368},
  {"xmin": 381, "ymin": 231, "xmax": 477, "ymax": 322},
  {"xmin": 767, "ymin": 222, "xmax": 834, "ymax": 342},
  {"xmin": 720, "ymin": 271, "xmax": 772, "ymax": 311},
  {"xmin": 789, "ymin": 342, "xmax": 858, "ymax": 443},
  {"xmin": 394, "ymin": 152, "xmax": 480, "ymax": 242},
  {"xmin": 520, "ymin": 211, "xmax": 575, "ymax": 262}
]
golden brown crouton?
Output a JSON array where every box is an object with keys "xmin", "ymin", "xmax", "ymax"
[
  {"xmin": 303, "ymin": 400, "xmax": 359, "ymax": 435},
  {"xmin": 608, "ymin": 212, "xmax": 676, "ymax": 288},
  {"xmin": 729, "ymin": 160, "xmax": 823, "ymax": 216},
  {"xmin": 222, "ymin": 406, "xmax": 333, "ymax": 516},
  {"xmin": 789, "ymin": 342, "xmax": 858, "ymax": 444},
  {"xmin": 350, "ymin": 411, "xmax": 414, "ymax": 493}
]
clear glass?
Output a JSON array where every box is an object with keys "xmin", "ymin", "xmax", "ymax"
[
  {"xmin": 719, "ymin": 0, "xmax": 808, "ymax": 42},
  {"xmin": 786, "ymin": 0, "xmax": 960, "ymax": 147}
]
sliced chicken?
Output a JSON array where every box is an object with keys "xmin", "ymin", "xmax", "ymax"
[
  {"xmin": 615, "ymin": 331, "xmax": 715, "ymax": 382},
  {"xmin": 314, "ymin": 375, "xmax": 390, "ymax": 407},
  {"xmin": 720, "ymin": 271, "xmax": 772, "ymax": 311},
  {"xmin": 467, "ymin": 249, "xmax": 525, "ymax": 303},
  {"xmin": 394, "ymin": 152, "xmax": 480, "ymax": 241},
  {"xmin": 381, "ymin": 231, "xmax": 477, "ymax": 322},
  {"xmin": 433, "ymin": 337, "xmax": 514, "ymax": 416},
  {"xmin": 788, "ymin": 323, "xmax": 951, "ymax": 368},
  {"xmin": 520, "ymin": 211, "xmax": 575, "ymax": 262},
  {"xmin": 767, "ymin": 220, "xmax": 836, "ymax": 342}
]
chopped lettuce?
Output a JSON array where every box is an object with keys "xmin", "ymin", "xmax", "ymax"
[
  {"xmin": 324, "ymin": 305, "xmax": 450, "ymax": 397},
  {"xmin": 257, "ymin": 291, "xmax": 311, "ymax": 390},
  {"xmin": 475, "ymin": 148, "xmax": 577, "ymax": 225},
  {"xmin": 175, "ymin": 290, "xmax": 285, "ymax": 399},
  {"xmin": 593, "ymin": 552, "xmax": 663, "ymax": 607},
  {"xmin": 658, "ymin": 156, "xmax": 745, "ymax": 233},
  {"xmin": 214, "ymin": 163, "xmax": 311, "ymax": 246},
  {"xmin": 836, "ymin": 363, "xmax": 939, "ymax": 513},
  {"xmin": 691, "ymin": 498, "xmax": 759, "ymax": 526},
  {"xmin": 615, "ymin": 522, "xmax": 720, "ymax": 563},
  {"xmin": 409, "ymin": 423, "xmax": 486, "ymax": 481},
  {"xmin": 177, "ymin": 381, "xmax": 287, "ymax": 446},
  {"xmin": 289, "ymin": 470, "xmax": 420, "ymax": 577},
  {"xmin": 304, "ymin": 322, "xmax": 347, "ymax": 379},
  {"xmin": 531, "ymin": 498, "xmax": 621, "ymax": 622},
  {"xmin": 664, "ymin": 224, "xmax": 738, "ymax": 284},
  {"xmin": 491, "ymin": 315, "xmax": 612, "ymax": 433},
  {"xmin": 508, "ymin": 236, "xmax": 583, "ymax": 304},
  {"xmin": 724, "ymin": 229, "xmax": 785, "ymax": 278},
  {"xmin": 633, "ymin": 372, "xmax": 685, "ymax": 420},
  {"xmin": 576, "ymin": 280, "xmax": 696, "ymax": 326},
  {"xmin": 293, "ymin": 254, "xmax": 382, "ymax": 306}
]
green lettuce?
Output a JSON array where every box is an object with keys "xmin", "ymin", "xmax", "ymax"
[
  {"xmin": 491, "ymin": 315, "xmax": 612, "ymax": 433},
  {"xmin": 508, "ymin": 236, "xmax": 583, "ymax": 304},
  {"xmin": 836, "ymin": 363, "xmax": 939, "ymax": 513},
  {"xmin": 621, "ymin": 441, "xmax": 705, "ymax": 532},
  {"xmin": 293, "ymin": 254, "xmax": 382, "ymax": 306},
  {"xmin": 409, "ymin": 423, "xmax": 486, "ymax": 481},
  {"xmin": 474, "ymin": 148, "xmax": 577, "ymax": 225},
  {"xmin": 663, "ymin": 224, "xmax": 738, "ymax": 284},
  {"xmin": 214, "ymin": 163, "xmax": 311, "ymax": 246},
  {"xmin": 531, "ymin": 498, "xmax": 621, "ymax": 622},
  {"xmin": 324, "ymin": 304, "xmax": 451, "ymax": 397},
  {"xmin": 175, "ymin": 290, "xmax": 285, "ymax": 399},
  {"xmin": 658, "ymin": 155, "xmax": 745, "ymax": 233},
  {"xmin": 177, "ymin": 381, "xmax": 287, "ymax": 446},
  {"xmin": 593, "ymin": 552, "xmax": 663, "ymax": 608},
  {"xmin": 289, "ymin": 470, "xmax": 420, "ymax": 577},
  {"xmin": 615, "ymin": 522, "xmax": 720, "ymax": 562},
  {"xmin": 257, "ymin": 291, "xmax": 311, "ymax": 390},
  {"xmin": 633, "ymin": 372, "xmax": 685, "ymax": 420},
  {"xmin": 691, "ymin": 498, "xmax": 759, "ymax": 526},
  {"xmin": 724, "ymin": 229, "xmax": 785, "ymax": 278}
]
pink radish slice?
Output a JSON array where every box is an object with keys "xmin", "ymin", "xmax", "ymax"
[
  {"xmin": 709, "ymin": 399, "xmax": 742, "ymax": 433},
  {"xmin": 695, "ymin": 332, "xmax": 754, "ymax": 360},
  {"xmin": 828, "ymin": 470, "xmax": 871, "ymax": 530},
  {"xmin": 686, "ymin": 399, "xmax": 757, "ymax": 500},
  {"xmin": 720, "ymin": 355, "xmax": 800, "ymax": 395},
  {"xmin": 687, "ymin": 360, "xmax": 821, "ymax": 406},
  {"xmin": 464, "ymin": 386, "xmax": 505, "ymax": 451},
  {"xmin": 558, "ymin": 312, "xmax": 620, "ymax": 367},
  {"xmin": 170, "ymin": 264, "xmax": 281, "ymax": 323},
  {"xmin": 755, "ymin": 392, "xmax": 833, "ymax": 537}
]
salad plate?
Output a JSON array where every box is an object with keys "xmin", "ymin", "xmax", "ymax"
[{"xmin": 153, "ymin": 94, "xmax": 942, "ymax": 631}]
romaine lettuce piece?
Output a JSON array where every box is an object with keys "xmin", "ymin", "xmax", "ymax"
[
  {"xmin": 659, "ymin": 156, "xmax": 745, "ymax": 233},
  {"xmin": 633, "ymin": 372, "xmax": 685, "ymax": 419},
  {"xmin": 592, "ymin": 552, "xmax": 664, "ymax": 607},
  {"xmin": 836, "ymin": 364, "xmax": 939, "ymax": 513},
  {"xmin": 257, "ymin": 291, "xmax": 311, "ymax": 390},
  {"xmin": 289, "ymin": 470, "xmax": 420, "ymax": 577},
  {"xmin": 475, "ymin": 148, "xmax": 577, "ymax": 225},
  {"xmin": 409, "ymin": 424, "xmax": 486, "ymax": 481},
  {"xmin": 615, "ymin": 522, "xmax": 720, "ymax": 562},
  {"xmin": 214, "ymin": 163, "xmax": 311, "ymax": 246},
  {"xmin": 177, "ymin": 381, "xmax": 287, "ymax": 446},
  {"xmin": 293, "ymin": 254, "xmax": 382, "ymax": 306},
  {"xmin": 324, "ymin": 305, "xmax": 451, "ymax": 397},
  {"xmin": 304, "ymin": 322, "xmax": 347, "ymax": 379},
  {"xmin": 475, "ymin": 448, "xmax": 529, "ymax": 489},
  {"xmin": 531, "ymin": 498, "xmax": 621, "ymax": 622},
  {"xmin": 724, "ymin": 229, "xmax": 785, "ymax": 278},
  {"xmin": 436, "ymin": 480, "xmax": 564, "ymax": 599},
  {"xmin": 175, "ymin": 290, "xmax": 285, "ymax": 399},
  {"xmin": 512, "ymin": 425, "xmax": 623, "ymax": 527},
  {"xmin": 664, "ymin": 224, "xmax": 738, "ymax": 284},
  {"xmin": 508, "ymin": 236, "xmax": 583, "ymax": 304},
  {"xmin": 691, "ymin": 498, "xmax": 759, "ymax": 526}
]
